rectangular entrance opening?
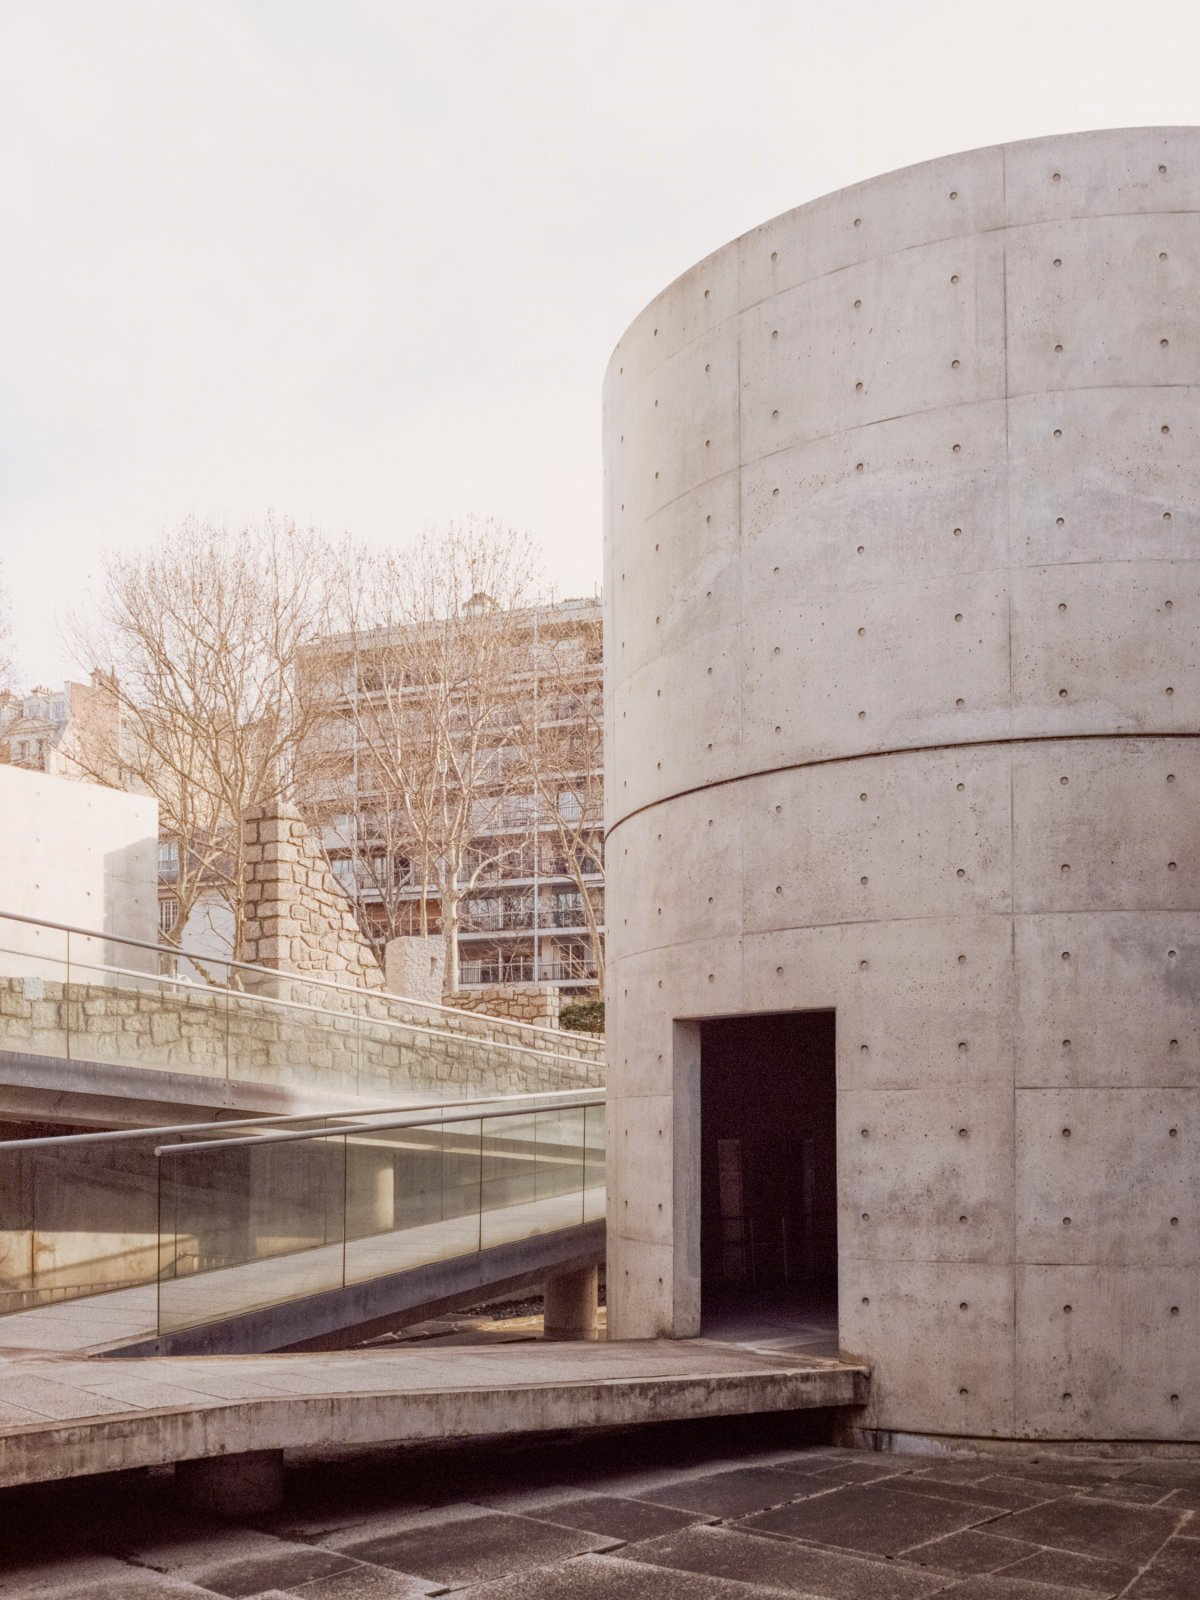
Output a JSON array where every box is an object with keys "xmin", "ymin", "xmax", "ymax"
[{"xmin": 699, "ymin": 1010, "xmax": 837, "ymax": 1351}]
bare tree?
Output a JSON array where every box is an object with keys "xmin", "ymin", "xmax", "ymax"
[
  {"xmin": 512, "ymin": 606, "xmax": 605, "ymax": 992},
  {"xmin": 321, "ymin": 520, "xmax": 542, "ymax": 992},
  {"xmin": 69, "ymin": 517, "xmax": 338, "ymax": 961}
]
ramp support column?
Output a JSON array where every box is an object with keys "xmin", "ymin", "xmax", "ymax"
[
  {"xmin": 543, "ymin": 1263, "xmax": 600, "ymax": 1340},
  {"xmin": 176, "ymin": 1448, "xmax": 284, "ymax": 1516}
]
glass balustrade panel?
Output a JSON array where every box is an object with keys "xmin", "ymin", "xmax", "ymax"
[
  {"xmin": 480, "ymin": 1107, "xmax": 586, "ymax": 1249},
  {"xmin": 157, "ymin": 1133, "xmax": 346, "ymax": 1335},
  {"xmin": 62, "ymin": 931, "xmax": 233, "ymax": 1079},
  {"xmin": 583, "ymin": 1103, "xmax": 606, "ymax": 1223},
  {"xmin": 343, "ymin": 1119, "xmax": 481, "ymax": 1284}
]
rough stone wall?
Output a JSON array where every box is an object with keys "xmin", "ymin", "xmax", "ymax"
[
  {"xmin": 0, "ymin": 974, "xmax": 603, "ymax": 1102},
  {"xmin": 449, "ymin": 984, "xmax": 562, "ymax": 1030},
  {"xmin": 604, "ymin": 126, "xmax": 1200, "ymax": 1442},
  {"xmin": 241, "ymin": 804, "xmax": 384, "ymax": 989},
  {"xmin": 384, "ymin": 935, "xmax": 445, "ymax": 1007}
]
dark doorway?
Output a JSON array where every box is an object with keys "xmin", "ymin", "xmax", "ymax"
[{"xmin": 700, "ymin": 1011, "xmax": 837, "ymax": 1344}]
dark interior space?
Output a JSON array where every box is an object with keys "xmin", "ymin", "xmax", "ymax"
[{"xmin": 700, "ymin": 1011, "xmax": 837, "ymax": 1341}]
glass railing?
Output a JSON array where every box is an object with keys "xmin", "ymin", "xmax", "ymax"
[
  {"xmin": 0, "ymin": 910, "xmax": 603, "ymax": 1102},
  {"xmin": 0, "ymin": 1108, "xmax": 354, "ymax": 1313},
  {"xmin": 155, "ymin": 1094, "xmax": 605, "ymax": 1336},
  {"xmin": 0, "ymin": 1090, "xmax": 604, "ymax": 1319}
]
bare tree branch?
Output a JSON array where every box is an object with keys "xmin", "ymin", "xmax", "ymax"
[{"xmin": 67, "ymin": 516, "xmax": 339, "ymax": 961}]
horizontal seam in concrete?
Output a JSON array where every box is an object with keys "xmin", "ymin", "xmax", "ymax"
[
  {"xmin": 606, "ymin": 730, "xmax": 1200, "ymax": 838},
  {"xmin": 616, "ymin": 208, "xmax": 1200, "ymax": 383},
  {"xmin": 614, "ymin": 904, "xmax": 1200, "ymax": 964},
  {"xmin": 621, "ymin": 386, "xmax": 1200, "ymax": 525},
  {"xmin": 736, "ymin": 210, "xmax": 1200, "ymax": 321},
  {"xmin": 739, "ymin": 383, "xmax": 1200, "ymax": 471}
]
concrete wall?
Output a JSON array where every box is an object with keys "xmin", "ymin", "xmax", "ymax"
[
  {"xmin": 175, "ymin": 893, "xmax": 235, "ymax": 980},
  {"xmin": 0, "ymin": 765, "xmax": 157, "ymax": 958},
  {"xmin": 603, "ymin": 127, "xmax": 1200, "ymax": 1442}
]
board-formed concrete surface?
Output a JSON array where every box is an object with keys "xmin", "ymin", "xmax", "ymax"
[
  {"xmin": 7, "ymin": 1434, "xmax": 1200, "ymax": 1597},
  {"xmin": 602, "ymin": 126, "xmax": 1200, "ymax": 1442}
]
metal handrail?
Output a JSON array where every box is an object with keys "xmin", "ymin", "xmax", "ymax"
[
  {"xmin": 155, "ymin": 1088, "xmax": 605, "ymax": 1156},
  {"xmin": 0, "ymin": 908, "xmax": 589, "ymax": 1044},
  {"xmin": 0, "ymin": 913, "xmax": 603, "ymax": 1070},
  {"xmin": 0, "ymin": 1086, "xmax": 601, "ymax": 1154},
  {"xmin": 11, "ymin": 945, "xmax": 584, "ymax": 1070}
]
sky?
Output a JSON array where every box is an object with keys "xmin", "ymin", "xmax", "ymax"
[{"xmin": 2, "ymin": 0, "xmax": 1197, "ymax": 685}]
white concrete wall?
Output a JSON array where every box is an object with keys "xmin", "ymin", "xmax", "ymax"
[
  {"xmin": 175, "ymin": 892, "xmax": 235, "ymax": 979},
  {"xmin": 603, "ymin": 127, "xmax": 1200, "ymax": 1442},
  {"xmin": 0, "ymin": 766, "xmax": 158, "ymax": 972}
]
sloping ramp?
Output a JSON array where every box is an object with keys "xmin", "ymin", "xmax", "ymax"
[{"xmin": 0, "ymin": 1336, "xmax": 867, "ymax": 1491}]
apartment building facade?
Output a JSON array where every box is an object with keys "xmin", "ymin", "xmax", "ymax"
[
  {"xmin": 306, "ymin": 596, "xmax": 605, "ymax": 998},
  {"xmin": 0, "ymin": 673, "xmax": 123, "ymax": 786}
]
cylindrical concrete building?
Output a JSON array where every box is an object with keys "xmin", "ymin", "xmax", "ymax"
[{"xmin": 603, "ymin": 127, "xmax": 1200, "ymax": 1444}]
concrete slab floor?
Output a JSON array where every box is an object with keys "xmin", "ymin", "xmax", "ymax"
[{"xmin": 5, "ymin": 1421, "xmax": 1200, "ymax": 1597}]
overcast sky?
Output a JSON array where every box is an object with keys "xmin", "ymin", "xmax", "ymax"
[{"xmin": 2, "ymin": 1, "xmax": 1197, "ymax": 684}]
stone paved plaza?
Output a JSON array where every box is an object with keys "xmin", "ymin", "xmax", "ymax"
[{"xmin": 4, "ymin": 1423, "xmax": 1200, "ymax": 1597}]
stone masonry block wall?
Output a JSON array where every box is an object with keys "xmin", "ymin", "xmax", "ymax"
[
  {"xmin": 449, "ymin": 984, "xmax": 562, "ymax": 1030},
  {"xmin": 384, "ymin": 935, "xmax": 445, "ymax": 1007},
  {"xmin": 241, "ymin": 802, "xmax": 384, "ymax": 989},
  {"xmin": 604, "ymin": 127, "xmax": 1200, "ymax": 1443},
  {"xmin": 0, "ymin": 975, "xmax": 603, "ymax": 1103}
]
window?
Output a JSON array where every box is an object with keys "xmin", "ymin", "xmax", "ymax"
[
  {"xmin": 159, "ymin": 898, "xmax": 178, "ymax": 934},
  {"xmin": 552, "ymin": 891, "xmax": 585, "ymax": 927},
  {"xmin": 157, "ymin": 841, "xmax": 180, "ymax": 882}
]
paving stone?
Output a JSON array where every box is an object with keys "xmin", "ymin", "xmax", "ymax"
[
  {"xmin": 613, "ymin": 1523, "xmax": 947, "ymax": 1597},
  {"xmin": 1124, "ymin": 1534, "xmax": 1200, "ymax": 1599},
  {"xmin": 1156, "ymin": 1486, "xmax": 1200, "ymax": 1512},
  {"xmin": 186, "ymin": 1550, "xmax": 359, "ymax": 1597},
  {"xmin": 527, "ymin": 1495, "xmax": 707, "ymax": 1542},
  {"xmin": 994, "ymin": 1496, "xmax": 1184, "ymax": 1565},
  {"xmin": 317, "ymin": 1503, "xmax": 488, "ymax": 1552},
  {"xmin": 931, "ymin": 1577, "xmax": 1117, "ymax": 1599},
  {"xmin": 289, "ymin": 1569, "xmax": 436, "ymax": 1600},
  {"xmin": 999, "ymin": 1546, "xmax": 1137, "ymax": 1595},
  {"xmin": 898, "ymin": 1528, "xmax": 1039, "ymax": 1575},
  {"xmin": 0, "ymin": 1557, "xmax": 209, "ymax": 1599},
  {"xmin": 902, "ymin": 1460, "xmax": 1015, "ymax": 1485},
  {"xmin": 741, "ymin": 1482, "xmax": 999, "ymax": 1558},
  {"xmin": 452, "ymin": 1550, "xmax": 820, "ymax": 1597},
  {"xmin": 111, "ymin": 1527, "xmax": 295, "ymax": 1572},
  {"xmin": 984, "ymin": 1460, "xmax": 1129, "ymax": 1488},
  {"xmin": 632, "ymin": 1464, "xmax": 837, "ymax": 1518},
  {"xmin": 1112, "ymin": 1463, "xmax": 1200, "ymax": 1491},
  {"xmin": 811, "ymin": 1459, "xmax": 914, "ymax": 1484},
  {"xmin": 885, "ymin": 1475, "xmax": 1046, "ymax": 1513},
  {"xmin": 23, "ymin": 1587, "xmax": 210, "ymax": 1600},
  {"xmin": 1077, "ymin": 1480, "xmax": 1175, "ymax": 1506},
  {"xmin": 337, "ymin": 1512, "xmax": 614, "ymax": 1587}
]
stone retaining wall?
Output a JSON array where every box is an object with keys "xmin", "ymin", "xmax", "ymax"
[
  {"xmin": 0, "ymin": 974, "xmax": 603, "ymax": 1103},
  {"xmin": 449, "ymin": 984, "xmax": 561, "ymax": 1029}
]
